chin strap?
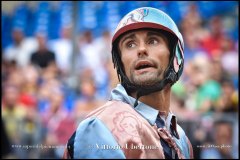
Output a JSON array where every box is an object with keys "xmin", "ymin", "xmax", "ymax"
[{"xmin": 133, "ymin": 68, "xmax": 177, "ymax": 107}]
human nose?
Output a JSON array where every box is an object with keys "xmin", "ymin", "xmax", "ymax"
[{"xmin": 137, "ymin": 42, "xmax": 148, "ymax": 58}]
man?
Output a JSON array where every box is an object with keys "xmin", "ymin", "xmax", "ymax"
[
  {"xmin": 4, "ymin": 27, "xmax": 38, "ymax": 68},
  {"xmin": 64, "ymin": 7, "xmax": 193, "ymax": 159},
  {"xmin": 200, "ymin": 119, "xmax": 237, "ymax": 159},
  {"xmin": 30, "ymin": 32, "xmax": 56, "ymax": 69}
]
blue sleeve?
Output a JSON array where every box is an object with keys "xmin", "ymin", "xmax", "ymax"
[
  {"xmin": 72, "ymin": 117, "xmax": 126, "ymax": 159},
  {"xmin": 175, "ymin": 125, "xmax": 191, "ymax": 159}
]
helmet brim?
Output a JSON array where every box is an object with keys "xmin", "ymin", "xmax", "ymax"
[{"xmin": 112, "ymin": 22, "xmax": 177, "ymax": 43}]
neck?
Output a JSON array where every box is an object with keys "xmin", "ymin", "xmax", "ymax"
[{"xmin": 131, "ymin": 86, "xmax": 171, "ymax": 114}]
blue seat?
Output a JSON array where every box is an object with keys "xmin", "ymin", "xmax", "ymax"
[
  {"xmin": 148, "ymin": 1, "xmax": 168, "ymax": 12},
  {"xmin": 34, "ymin": 2, "xmax": 50, "ymax": 35},
  {"xmin": 13, "ymin": 4, "xmax": 28, "ymax": 33},
  {"xmin": 166, "ymin": 1, "xmax": 184, "ymax": 25},
  {"xmin": 97, "ymin": 1, "xmax": 121, "ymax": 35},
  {"xmin": 77, "ymin": 1, "xmax": 97, "ymax": 33},
  {"xmin": 48, "ymin": 10, "xmax": 60, "ymax": 39},
  {"xmin": 2, "ymin": 14, "xmax": 13, "ymax": 49},
  {"xmin": 60, "ymin": 1, "xmax": 73, "ymax": 28},
  {"xmin": 197, "ymin": 1, "xmax": 216, "ymax": 20}
]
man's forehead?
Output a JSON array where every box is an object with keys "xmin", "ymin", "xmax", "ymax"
[
  {"xmin": 121, "ymin": 29, "xmax": 162, "ymax": 39},
  {"xmin": 118, "ymin": 29, "xmax": 169, "ymax": 48}
]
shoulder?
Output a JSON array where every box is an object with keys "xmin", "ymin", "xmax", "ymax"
[
  {"xmin": 85, "ymin": 100, "xmax": 138, "ymax": 119},
  {"xmin": 66, "ymin": 116, "xmax": 126, "ymax": 158},
  {"xmin": 81, "ymin": 100, "xmax": 143, "ymax": 133},
  {"xmin": 69, "ymin": 101, "xmax": 152, "ymax": 158},
  {"xmin": 86, "ymin": 101, "xmax": 145, "ymax": 133}
]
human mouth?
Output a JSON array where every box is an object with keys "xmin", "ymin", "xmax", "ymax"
[{"xmin": 135, "ymin": 60, "xmax": 156, "ymax": 74}]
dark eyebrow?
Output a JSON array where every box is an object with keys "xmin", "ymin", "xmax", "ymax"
[
  {"xmin": 119, "ymin": 33, "xmax": 136, "ymax": 47},
  {"xmin": 147, "ymin": 31, "xmax": 164, "ymax": 38},
  {"xmin": 147, "ymin": 31, "xmax": 169, "ymax": 45}
]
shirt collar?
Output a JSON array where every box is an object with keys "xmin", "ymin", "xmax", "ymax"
[
  {"xmin": 109, "ymin": 84, "xmax": 159, "ymax": 125},
  {"xmin": 132, "ymin": 98, "xmax": 179, "ymax": 139},
  {"xmin": 130, "ymin": 97, "xmax": 159, "ymax": 126},
  {"xmin": 160, "ymin": 112, "xmax": 179, "ymax": 139}
]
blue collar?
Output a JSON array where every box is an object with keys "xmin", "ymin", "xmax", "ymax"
[{"xmin": 131, "ymin": 98, "xmax": 159, "ymax": 126}]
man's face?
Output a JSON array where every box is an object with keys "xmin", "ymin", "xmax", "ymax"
[{"xmin": 118, "ymin": 29, "xmax": 170, "ymax": 86}]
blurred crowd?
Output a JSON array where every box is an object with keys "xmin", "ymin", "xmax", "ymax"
[{"xmin": 1, "ymin": 1, "xmax": 239, "ymax": 159}]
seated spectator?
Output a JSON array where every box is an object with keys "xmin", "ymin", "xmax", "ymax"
[
  {"xmin": 73, "ymin": 69, "xmax": 105, "ymax": 123},
  {"xmin": 200, "ymin": 16, "xmax": 228, "ymax": 59},
  {"xmin": 49, "ymin": 26, "xmax": 73, "ymax": 75},
  {"xmin": 41, "ymin": 87, "xmax": 76, "ymax": 158},
  {"xmin": 216, "ymin": 78, "xmax": 238, "ymax": 112},
  {"xmin": 188, "ymin": 54, "xmax": 222, "ymax": 113},
  {"xmin": 30, "ymin": 32, "xmax": 56, "ymax": 69},
  {"xmin": 200, "ymin": 120, "xmax": 238, "ymax": 159},
  {"xmin": 2, "ymin": 84, "xmax": 27, "ymax": 158},
  {"xmin": 4, "ymin": 27, "xmax": 38, "ymax": 68}
]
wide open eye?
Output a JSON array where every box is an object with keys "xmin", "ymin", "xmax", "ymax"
[
  {"xmin": 126, "ymin": 41, "xmax": 137, "ymax": 48},
  {"xmin": 148, "ymin": 38, "xmax": 158, "ymax": 45}
]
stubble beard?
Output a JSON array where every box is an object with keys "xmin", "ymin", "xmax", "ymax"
[{"xmin": 129, "ymin": 68, "xmax": 163, "ymax": 86}]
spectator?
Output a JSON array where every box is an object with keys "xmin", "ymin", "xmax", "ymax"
[
  {"xmin": 49, "ymin": 26, "xmax": 73, "ymax": 75},
  {"xmin": 4, "ymin": 27, "xmax": 38, "ymax": 67},
  {"xmin": 200, "ymin": 120, "xmax": 237, "ymax": 159},
  {"xmin": 41, "ymin": 87, "xmax": 75, "ymax": 158},
  {"xmin": 187, "ymin": 54, "xmax": 222, "ymax": 113},
  {"xmin": 200, "ymin": 16, "xmax": 227, "ymax": 58},
  {"xmin": 77, "ymin": 30, "xmax": 109, "ymax": 99},
  {"xmin": 2, "ymin": 84, "xmax": 27, "ymax": 157},
  {"xmin": 73, "ymin": 69, "xmax": 105, "ymax": 123},
  {"xmin": 30, "ymin": 33, "xmax": 56, "ymax": 69},
  {"xmin": 216, "ymin": 78, "xmax": 238, "ymax": 112}
]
